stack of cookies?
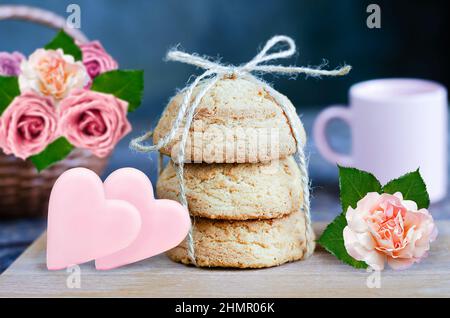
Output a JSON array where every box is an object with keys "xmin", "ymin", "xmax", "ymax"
[{"xmin": 154, "ymin": 77, "xmax": 315, "ymax": 268}]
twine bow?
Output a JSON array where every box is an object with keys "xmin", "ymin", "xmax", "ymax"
[{"xmin": 131, "ymin": 35, "xmax": 351, "ymax": 265}]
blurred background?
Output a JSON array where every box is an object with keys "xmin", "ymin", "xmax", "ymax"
[
  {"xmin": 0, "ymin": 0, "xmax": 448, "ymax": 272},
  {"xmin": 1, "ymin": 0, "xmax": 448, "ymax": 116}
]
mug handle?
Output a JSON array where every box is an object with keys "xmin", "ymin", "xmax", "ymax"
[{"xmin": 313, "ymin": 105, "xmax": 353, "ymax": 166}]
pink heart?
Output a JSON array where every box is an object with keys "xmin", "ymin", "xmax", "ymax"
[
  {"xmin": 95, "ymin": 168, "xmax": 190, "ymax": 270},
  {"xmin": 47, "ymin": 168, "xmax": 141, "ymax": 270}
]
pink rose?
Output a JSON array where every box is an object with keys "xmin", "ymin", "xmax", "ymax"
[
  {"xmin": 79, "ymin": 41, "xmax": 118, "ymax": 79},
  {"xmin": 343, "ymin": 192, "xmax": 438, "ymax": 270},
  {"xmin": 59, "ymin": 89, "xmax": 131, "ymax": 157},
  {"xmin": 0, "ymin": 92, "xmax": 58, "ymax": 159}
]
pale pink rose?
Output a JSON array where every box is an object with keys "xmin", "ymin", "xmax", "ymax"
[
  {"xmin": 0, "ymin": 92, "xmax": 58, "ymax": 159},
  {"xmin": 343, "ymin": 192, "xmax": 438, "ymax": 270},
  {"xmin": 59, "ymin": 89, "xmax": 131, "ymax": 157},
  {"xmin": 78, "ymin": 41, "xmax": 118, "ymax": 79},
  {"xmin": 19, "ymin": 49, "xmax": 89, "ymax": 101}
]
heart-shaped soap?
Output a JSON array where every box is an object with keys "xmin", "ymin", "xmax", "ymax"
[
  {"xmin": 47, "ymin": 168, "xmax": 141, "ymax": 270},
  {"xmin": 95, "ymin": 168, "xmax": 191, "ymax": 270}
]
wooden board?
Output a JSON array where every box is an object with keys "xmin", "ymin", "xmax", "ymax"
[{"xmin": 0, "ymin": 222, "xmax": 449, "ymax": 298}]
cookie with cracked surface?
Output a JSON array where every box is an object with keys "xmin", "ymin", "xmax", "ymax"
[
  {"xmin": 166, "ymin": 209, "xmax": 315, "ymax": 268},
  {"xmin": 156, "ymin": 156, "xmax": 304, "ymax": 220},
  {"xmin": 153, "ymin": 77, "xmax": 306, "ymax": 163}
]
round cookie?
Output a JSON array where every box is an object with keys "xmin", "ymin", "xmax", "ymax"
[
  {"xmin": 156, "ymin": 156, "xmax": 303, "ymax": 220},
  {"xmin": 166, "ymin": 209, "xmax": 315, "ymax": 268},
  {"xmin": 153, "ymin": 77, "xmax": 306, "ymax": 163}
]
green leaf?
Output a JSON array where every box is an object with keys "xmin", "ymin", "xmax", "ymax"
[
  {"xmin": 318, "ymin": 213, "xmax": 368, "ymax": 269},
  {"xmin": 91, "ymin": 70, "xmax": 144, "ymax": 112},
  {"xmin": 0, "ymin": 76, "xmax": 20, "ymax": 115},
  {"xmin": 382, "ymin": 169, "xmax": 430, "ymax": 209},
  {"xmin": 29, "ymin": 137, "xmax": 74, "ymax": 172},
  {"xmin": 44, "ymin": 30, "xmax": 82, "ymax": 61},
  {"xmin": 338, "ymin": 166, "xmax": 382, "ymax": 213}
]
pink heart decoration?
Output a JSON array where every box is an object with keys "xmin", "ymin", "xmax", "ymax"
[
  {"xmin": 47, "ymin": 168, "xmax": 142, "ymax": 270},
  {"xmin": 95, "ymin": 168, "xmax": 191, "ymax": 270}
]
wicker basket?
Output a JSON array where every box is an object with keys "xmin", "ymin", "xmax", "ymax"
[
  {"xmin": 0, "ymin": 6, "xmax": 108, "ymax": 218},
  {"xmin": 0, "ymin": 150, "xmax": 108, "ymax": 218}
]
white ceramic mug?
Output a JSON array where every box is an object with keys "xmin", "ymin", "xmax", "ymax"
[{"xmin": 314, "ymin": 78, "xmax": 448, "ymax": 202}]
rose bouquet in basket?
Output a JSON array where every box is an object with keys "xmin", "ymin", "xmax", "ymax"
[{"xmin": 0, "ymin": 31, "xmax": 144, "ymax": 171}]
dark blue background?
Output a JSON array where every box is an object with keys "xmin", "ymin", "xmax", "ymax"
[{"xmin": 1, "ymin": 0, "xmax": 448, "ymax": 124}]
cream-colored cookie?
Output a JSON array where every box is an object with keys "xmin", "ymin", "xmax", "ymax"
[
  {"xmin": 156, "ymin": 156, "xmax": 303, "ymax": 220},
  {"xmin": 153, "ymin": 77, "xmax": 306, "ymax": 163},
  {"xmin": 167, "ymin": 209, "xmax": 315, "ymax": 268}
]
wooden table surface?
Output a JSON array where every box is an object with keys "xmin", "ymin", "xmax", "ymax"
[{"xmin": 0, "ymin": 221, "xmax": 448, "ymax": 298}]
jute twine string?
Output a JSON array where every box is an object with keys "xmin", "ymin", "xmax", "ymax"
[{"xmin": 130, "ymin": 35, "xmax": 351, "ymax": 265}]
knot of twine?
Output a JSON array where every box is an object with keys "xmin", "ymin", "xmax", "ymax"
[{"xmin": 131, "ymin": 35, "xmax": 351, "ymax": 265}]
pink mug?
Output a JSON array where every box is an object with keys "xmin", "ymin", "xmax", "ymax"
[{"xmin": 314, "ymin": 78, "xmax": 448, "ymax": 203}]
